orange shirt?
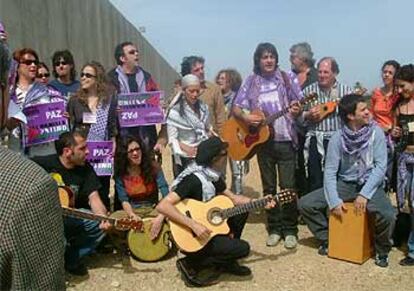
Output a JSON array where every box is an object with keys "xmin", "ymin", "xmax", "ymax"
[{"xmin": 370, "ymin": 88, "xmax": 398, "ymax": 130}]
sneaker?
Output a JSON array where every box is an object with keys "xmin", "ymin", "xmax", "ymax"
[
  {"xmin": 318, "ymin": 241, "xmax": 328, "ymax": 256},
  {"xmin": 266, "ymin": 234, "xmax": 282, "ymax": 247},
  {"xmin": 284, "ymin": 235, "xmax": 297, "ymax": 249},
  {"xmin": 375, "ymin": 254, "xmax": 389, "ymax": 268},
  {"xmin": 399, "ymin": 256, "xmax": 414, "ymax": 266},
  {"xmin": 65, "ymin": 263, "xmax": 88, "ymax": 276},
  {"xmin": 221, "ymin": 262, "xmax": 252, "ymax": 276}
]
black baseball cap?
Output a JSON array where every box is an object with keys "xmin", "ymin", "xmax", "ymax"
[{"xmin": 195, "ymin": 136, "xmax": 229, "ymax": 166}]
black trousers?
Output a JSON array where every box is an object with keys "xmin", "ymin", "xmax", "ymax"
[
  {"xmin": 256, "ymin": 140, "xmax": 298, "ymax": 236},
  {"xmin": 184, "ymin": 213, "xmax": 250, "ymax": 269},
  {"xmin": 307, "ymin": 136, "xmax": 330, "ymax": 192}
]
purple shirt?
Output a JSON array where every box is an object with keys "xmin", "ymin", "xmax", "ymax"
[{"xmin": 233, "ymin": 69, "xmax": 303, "ymax": 143}]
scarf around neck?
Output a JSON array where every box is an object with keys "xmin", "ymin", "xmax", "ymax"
[
  {"xmin": 170, "ymin": 162, "xmax": 221, "ymax": 202},
  {"xmin": 87, "ymin": 100, "xmax": 111, "ymax": 141},
  {"xmin": 167, "ymin": 97, "xmax": 210, "ymax": 143},
  {"xmin": 115, "ymin": 65, "xmax": 145, "ymax": 93},
  {"xmin": 341, "ymin": 120, "xmax": 375, "ymax": 184}
]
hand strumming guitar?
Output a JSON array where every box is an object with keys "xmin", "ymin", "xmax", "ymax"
[
  {"xmin": 190, "ymin": 220, "xmax": 212, "ymax": 241},
  {"xmin": 242, "ymin": 113, "xmax": 264, "ymax": 126},
  {"xmin": 304, "ymin": 105, "xmax": 322, "ymax": 122},
  {"xmin": 288, "ymin": 101, "xmax": 302, "ymax": 118}
]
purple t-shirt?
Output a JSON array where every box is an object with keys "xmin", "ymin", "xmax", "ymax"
[{"xmin": 233, "ymin": 69, "xmax": 303, "ymax": 142}]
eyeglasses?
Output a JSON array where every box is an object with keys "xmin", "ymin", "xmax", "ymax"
[
  {"xmin": 127, "ymin": 147, "xmax": 141, "ymax": 154},
  {"xmin": 54, "ymin": 61, "xmax": 68, "ymax": 66},
  {"xmin": 37, "ymin": 73, "xmax": 50, "ymax": 78},
  {"xmin": 20, "ymin": 59, "xmax": 38, "ymax": 66},
  {"xmin": 80, "ymin": 72, "xmax": 97, "ymax": 79},
  {"xmin": 127, "ymin": 50, "xmax": 138, "ymax": 55}
]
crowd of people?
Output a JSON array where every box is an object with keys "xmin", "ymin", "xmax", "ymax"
[{"xmin": 1, "ymin": 25, "xmax": 414, "ymax": 288}]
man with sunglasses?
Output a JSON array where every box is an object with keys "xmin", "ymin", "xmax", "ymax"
[
  {"xmin": 108, "ymin": 41, "xmax": 162, "ymax": 152},
  {"xmin": 157, "ymin": 136, "xmax": 275, "ymax": 287},
  {"xmin": 49, "ymin": 50, "xmax": 80, "ymax": 99}
]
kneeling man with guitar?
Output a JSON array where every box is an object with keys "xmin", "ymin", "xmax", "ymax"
[{"xmin": 157, "ymin": 136, "xmax": 283, "ymax": 287}]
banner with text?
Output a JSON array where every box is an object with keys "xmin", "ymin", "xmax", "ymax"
[
  {"xmin": 24, "ymin": 101, "xmax": 69, "ymax": 146},
  {"xmin": 86, "ymin": 141, "xmax": 113, "ymax": 176},
  {"xmin": 117, "ymin": 91, "xmax": 165, "ymax": 127}
]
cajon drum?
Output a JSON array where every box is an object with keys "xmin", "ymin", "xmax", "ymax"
[{"xmin": 328, "ymin": 202, "xmax": 374, "ymax": 264}]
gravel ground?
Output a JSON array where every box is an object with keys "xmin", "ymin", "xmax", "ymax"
[{"xmin": 67, "ymin": 148, "xmax": 413, "ymax": 291}]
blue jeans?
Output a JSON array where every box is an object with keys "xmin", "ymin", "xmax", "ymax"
[
  {"xmin": 64, "ymin": 210, "xmax": 106, "ymax": 268},
  {"xmin": 408, "ymin": 229, "xmax": 414, "ymax": 258}
]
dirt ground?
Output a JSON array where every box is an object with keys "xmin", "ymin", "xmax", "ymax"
[{"xmin": 67, "ymin": 148, "xmax": 413, "ymax": 291}]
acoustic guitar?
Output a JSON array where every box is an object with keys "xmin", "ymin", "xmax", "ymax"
[
  {"xmin": 169, "ymin": 190, "xmax": 296, "ymax": 253},
  {"xmin": 222, "ymin": 93, "xmax": 317, "ymax": 161},
  {"xmin": 62, "ymin": 206, "xmax": 143, "ymax": 231},
  {"xmin": 316, "ymin": 99, "xmax": 339, "ymax": 120},
  {"xmin": 58, "ymin": 183, "xmax": 143, "ymax": 232}
]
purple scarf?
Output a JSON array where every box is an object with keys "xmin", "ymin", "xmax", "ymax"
[
  {"xmin": 115, "ymin": 65, "xmax": 145, "ymax": 93},
  {"xmin": 397, "ymin": 152, "xmax": 414, "ymax": 208},
  {"xmin": 341, "ymin": 121, "xmax": 375, "ymax": 184},
  {"xmin": 10, "ymin": 82, "xmax": 50, "ymax": 107}
]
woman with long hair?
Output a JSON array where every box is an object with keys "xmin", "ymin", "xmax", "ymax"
[
  {"xmin": 114, "ymin": 136, "xmax": 168, "ymax": 239},
  {"xmin": 391, "ymin": 64, "xmax": 414, "ymax": 266},
  {"xmin": 167, "ymin": 74, "xmax": 212, "ymax": 177},
  {"xmin": 215, "ymin": 68, "xmax": 249, "ymax": 194},
  {"xmin": 66, "ymin": 61, "xmax": 117, "ymax": 209},
  {"xmin": 371, "ymin": 60, "xmax": 400, "ymax": 132}
]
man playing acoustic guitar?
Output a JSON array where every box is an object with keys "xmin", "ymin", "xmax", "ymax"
[
  {"xmin": 32, "ymin": 130, "xmax": 112, "ymax": 276},
  {"xmin": 231, "ymin": 42, "xmax": 303, "ymax": 249},
  {"xmin": 157, "ymin": 136, "xmax": 275, "ymax": 287}
]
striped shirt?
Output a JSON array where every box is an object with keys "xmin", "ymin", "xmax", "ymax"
[{"xmin": 303, "ymin": 81, "xmax": 353, "ymax": 133}]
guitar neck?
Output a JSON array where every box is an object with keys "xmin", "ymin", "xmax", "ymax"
[
  {"xmin": 221, "ymin": 197, "xmax": 271, "ymax": 219},
  {"xmin": 62, "ymin": 207, "xmax": 115, "ymax": 224}
]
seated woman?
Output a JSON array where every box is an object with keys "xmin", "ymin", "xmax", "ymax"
[{"xmin": 114, "ymin": 136, "xmax": 169, "ymax": 240}]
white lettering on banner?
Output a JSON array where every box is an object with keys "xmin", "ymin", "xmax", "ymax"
[
  {"xmin": 93, "ymin": 148, "xmax": 111, "ymax": 157},
  {"xmin": 121, "ymin": 112, "xmax": 139, "ymax": 120},
  {"xmin": 118, "ymin": 99, "xmax": 147, "ymax": 106},
  {"xmin": 95, "ymin": 163, "xmax": 112, "ymax": 169},
  {"xmin": 40, "ymin": 124, "xmax": 68, "ymax": 134},
  {"xmin": 45, "ymin": 110, "xmax": 63, "ymax": 119}
]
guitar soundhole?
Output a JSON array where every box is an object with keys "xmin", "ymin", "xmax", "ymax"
[
  {"xmin": 208, "ymin": 208, "xmax": 224, "ymax": 226},
  {"xmin": 248, "ymin": 126, "xmax": 258, "ymax": 134}
]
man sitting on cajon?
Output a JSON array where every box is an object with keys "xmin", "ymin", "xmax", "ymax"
[{"xmin": 299, "ymin": 94, "xmax": 396, "ymax": 267}]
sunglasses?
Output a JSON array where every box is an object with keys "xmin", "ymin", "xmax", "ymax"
[
  {"xmin": 20, "ymin": 59, "xmax": 38, "ymax": 66},
  {"xmin": 54, "ymin": 61, "xmax": 68, "ymax": 66},
  {"xmin": 80, "ymin": 72, "xmax": 97, "ymax": 79},
  {"xmin": 37, "ymin": 73, "xmax": 50, "ymax": 78},
  {"xmin": 127, "ymin": 147, "xmax": 141, "ymax": 154}
]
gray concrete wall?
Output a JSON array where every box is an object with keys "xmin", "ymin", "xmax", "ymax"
[{"xmin": 0, "ymin": 0, "xmax": 179, "ymax": 94}]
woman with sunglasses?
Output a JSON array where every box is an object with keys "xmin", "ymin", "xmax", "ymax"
[
  {"xmin": 36, "ymin": 62, "xmax": 50, "ymax": 85},
  {"xmin": 167, "ymin": 74, "xmax": 212, "ymax": 177},
  {"xmin": 114, "ymin": 136, "xmax": 168, "ymax": 240},
  {"xmin": 7, "ymin": 48, "xmax": 64, "ymax": 157},
  {"xmin": 66, "ymin": 61, "xmax": 118, "ymax": 210}
]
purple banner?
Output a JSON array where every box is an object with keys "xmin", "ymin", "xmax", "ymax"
[
  {"xmin": 117, "ymin": 91, "xmax": 165, "ymax": 128},
  {"xmin": 86, "ymin": 141, "xmax": 113, "ymax": 176},
  {"xmin": 23, "ymin": 101, "xmax": 69, "ymax": 146}
]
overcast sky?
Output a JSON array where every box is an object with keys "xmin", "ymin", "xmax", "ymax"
[{"xmin": 110, "ymin": 0, "xmax": 413, "ymax": 90}]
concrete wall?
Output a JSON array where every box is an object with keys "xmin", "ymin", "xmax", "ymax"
[{"xmin": 0, "ymin": 0, "xmax": 179, "ymax": 93}]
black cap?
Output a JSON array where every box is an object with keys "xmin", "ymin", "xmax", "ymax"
[{"xmin": 195, "ymin": 136, "xmax": 228, "ymax": 166}]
